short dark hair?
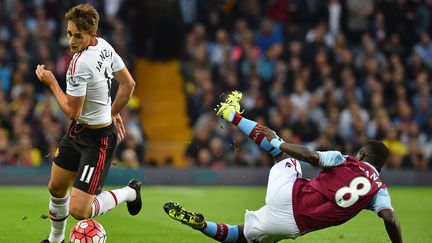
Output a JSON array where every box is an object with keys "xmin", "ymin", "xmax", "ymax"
[
  {"xmin": 65, "ymin": 3, "xmax": 99, "ymax": 33},
  {"xmin": 363, "ymin": 140, "xmax": 390, "ymax": 171}
]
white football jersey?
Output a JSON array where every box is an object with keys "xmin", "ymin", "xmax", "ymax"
[{"xmin": 66, "ymin": 37, "xmax": 125, "ymax": 125}]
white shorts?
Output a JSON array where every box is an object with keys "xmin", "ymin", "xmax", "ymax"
[{"xmin": 243, "ymin": 158, "xmax": 302, "ymax": 243}]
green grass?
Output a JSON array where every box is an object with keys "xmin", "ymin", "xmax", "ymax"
[{"xmin": 0, "ymin": 186, "xmax": 431, "ymax": 242}]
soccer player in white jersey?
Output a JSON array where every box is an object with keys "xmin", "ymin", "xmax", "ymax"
[
  {"xmin": 164, "ymin": 91, "xmax": 403, "ymax": 243},
  {"xmin": 35, "ymin": 4, "xmax": 141, "ymax": 243}
]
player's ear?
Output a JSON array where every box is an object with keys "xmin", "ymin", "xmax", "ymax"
[{"xmin": 356, "ymin": 149, "xmax": 365, "ymax": 161}]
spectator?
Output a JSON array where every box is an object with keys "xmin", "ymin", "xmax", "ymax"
[
  {"xmin": 383, "ymin": 127, "xmax": 408, "ymax": 169},
  {"xmin": 3, "ymin": 1, "xmax": 432, "ymax": 170},
  {"xmin": 346, "ymin": 0, "xmax": 374, "ymax": 44},
  {"xmin": 413, "ymin": 32, "xmax": 432, "ymax": 69},
  {"xmin": 327, "ymin": 0, "xmax": 342, "ymax": 36},
  {"xmin": 290, "ymin": 109, "xmax": 319, "ymax": 143},
  {"xmin": 255, "ymin": 18, "xmax": 283, "ymax": 53}
]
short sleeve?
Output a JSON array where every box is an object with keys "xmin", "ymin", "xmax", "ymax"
[
  {"xmin": 112, "ymin": 49, "xmax": 125, "ymax": 72},
  {"xmin": 66, "ymin": 61, "xmax": 92, "ymax": 97},
  {"xmin": 316, "ymin": 151, "xmax": 347, "ymax": 167},
  {"xmin": 368, "ymin": 188, "xmax": 393, "ymax": 213}
]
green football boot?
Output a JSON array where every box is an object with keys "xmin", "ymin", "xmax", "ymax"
[
  {"xmin": 163, "ymin": 202, "xmax": 205, "ymax": 230},
  {"xmin": 215, "ymin": 90, "xmax": 243, "ymax": 121}
]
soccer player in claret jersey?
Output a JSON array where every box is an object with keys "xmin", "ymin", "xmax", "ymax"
[
  {"xmin": 164, "ymin": 91, "xmax": 403, "ymax": 243},
  {"xmin": 35, "ymin": 4, "xmax": 141, "ymax": 243}
]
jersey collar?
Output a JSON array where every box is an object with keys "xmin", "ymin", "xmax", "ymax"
[{"xmin": 88, "ymin": 37, "xmax": 98, "ymax": 47}]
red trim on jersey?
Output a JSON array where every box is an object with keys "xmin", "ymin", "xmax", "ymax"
[
  {"xmin": 291, "ymin": 158, "xmax": 299, "ymax": 178},
  {"xmin": 108, "ymin": 191, "xmax": 118, "ymax": 206},
  {"xmin": 70, "ymin": 51, "xmax": 83, "ymax": 75},
  {"xmin": 232, "ymin": 112, "xmax": 242, "ymax": 125},
  {"xmin": 87, "ymin": 37, "xmax": 98, "ymax": 47},
  {"xmin": 89, "ymin": 137, "xmax": 108, "ymax": 194}
]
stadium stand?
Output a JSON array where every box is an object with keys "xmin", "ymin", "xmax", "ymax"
[
  {"xmin": 175, "ymin": 0, "xmax": 432, "ymax": 170},
  {"xmin": 0, "ymin": 0, "xmax": 431, "ymax": 170}
]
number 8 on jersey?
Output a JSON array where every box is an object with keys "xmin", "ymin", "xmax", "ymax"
[{"xmin": 335, "ymin": 176, "xmax": 372, "ymax": 208}]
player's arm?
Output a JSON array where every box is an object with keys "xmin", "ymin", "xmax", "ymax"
[
  {"xmin": 378, "ymin": 209, "xmax": 403, "ymax": 243},
  {"xmin": 111, "ymin": 67, "xmax": 135, "ymax": 140},
  {"xmin": 278, "ymin": 142, "xmax": 319, "ymax": 166},
  {"xmin": 111, "ymin": 67, "xmax": 135, "ymax": 116},
  {"xmin": 370, "ymin": 189, "xmax": 402, "ymax": 243},
  {"xmin": 255, "ymin": 125, "xmax": 319, "ymax": 165},
  {"xmin": 35, "ymin": 64, "xmax": 84, "ymax": 120}
]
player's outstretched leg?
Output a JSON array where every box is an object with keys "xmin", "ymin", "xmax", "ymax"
[
  {"xmin": 91, "ymin": 179, "xmax": 142, "ymax": 218},
  {"xmin": 164, "ymin": 202, "xmax": 246, "ymax": 242},
  {"xmin": 215, "ymin": 91, "xmax": 283, "ymax": 157}
]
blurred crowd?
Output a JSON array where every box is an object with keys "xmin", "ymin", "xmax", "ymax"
[
  {"xmin": 180, "ymin": 0, "xmax": 432, "ymax": 170},
  {"xmin": 1, "ymin": 0, "xmax": 432, "ymax": 171},
  {"xmin": 0, "ymin": 0, "xmax": 146, "ymax": 168}
]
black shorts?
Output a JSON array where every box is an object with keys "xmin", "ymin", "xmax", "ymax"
[{"xmin": 54, "ymin": 122, "xmax": 117, "ymax": 195}]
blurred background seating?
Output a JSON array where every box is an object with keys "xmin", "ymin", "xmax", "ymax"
[{"xmin": 0, "ymin": 0, "xmax": 431, "ymax": 171}]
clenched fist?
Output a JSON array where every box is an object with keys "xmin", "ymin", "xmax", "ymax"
[{"xmin": 35, "ymin": 64, "xmax": 56, "ymax": 86}]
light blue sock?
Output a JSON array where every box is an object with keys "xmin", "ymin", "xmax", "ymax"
[
  {"xmin": 233, "ymin": 113, "xmax": 282, "ymax": 157},
  {"xmin": 201, "ymin": 221, "xmax": 239, "ymax": 242}
]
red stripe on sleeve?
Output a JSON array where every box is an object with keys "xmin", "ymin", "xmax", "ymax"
[{"xmin": 71, "ymin": 52, "xmax": 82, "ymax": 75}]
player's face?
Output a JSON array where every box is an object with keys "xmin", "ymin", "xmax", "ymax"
[{"xmin": 66, "ymin": 21, "xmax": 93, "ymax": 53}]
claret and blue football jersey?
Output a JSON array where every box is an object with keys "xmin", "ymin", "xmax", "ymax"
[{"xmin": 292, "ymin": 151, "xmax": 393, "ymax": 234}]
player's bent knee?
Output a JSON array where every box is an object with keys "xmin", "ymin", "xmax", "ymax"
[
  {"xmin": 69, "ymin": 205, "xmax": 91, "ymax": 220},
  {"xmin": 243, "ymin": 222, "xmax": 259, "ymax": 242},
  {"xmin": 242, "ymin": 226, "xmax": 252, "ymax": 241},
  {"xmin": 243, "ymin": 210, "xmax": 265, "ymax": 243},
  {"xmin": 47, "ymin": 182, "xmax": 68, "ymax": 198}
]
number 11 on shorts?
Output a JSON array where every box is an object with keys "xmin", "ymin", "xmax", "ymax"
[{"xmin": 80, "ymin": 165, "xmax": 95, "ymax": 183}]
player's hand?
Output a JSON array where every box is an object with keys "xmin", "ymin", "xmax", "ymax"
[
  {"xmin": 112, "ymin": 113, "xmax": 125, "ymax": 141},
  {"xmin": 256, "ymin": 125, "xmax": 278, "ymax": 141},
  {"xmin": 35, "ymin": 64, "xmax": 56, "ymax": 86}
]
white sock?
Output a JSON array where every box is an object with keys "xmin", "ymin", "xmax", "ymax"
[
  {"xmin": 48, "ymin": 194, "xmax": 70, "ymax": 243},
  {"xmin": 91, "ymin": 186, "xmax": 136, "ymax": 217}
]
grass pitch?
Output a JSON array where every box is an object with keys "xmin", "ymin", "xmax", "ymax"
[{"xmin": 0, "ymin": 186, "xmax": 430, "ymax": 242}]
